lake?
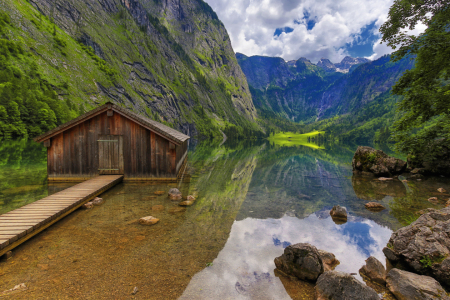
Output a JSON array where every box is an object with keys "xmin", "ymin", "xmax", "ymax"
[{"xmin": 1, "ymin": 139, "xmax": 449, "ymax": 299}]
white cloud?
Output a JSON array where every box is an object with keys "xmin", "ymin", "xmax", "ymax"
[
  {"xmin": 180, "ymin": 214, "xmax": 392, "ymax": 299},
  {"xmin": 204, "ymin": 0, "xmax": 397, "ymax": 63}
]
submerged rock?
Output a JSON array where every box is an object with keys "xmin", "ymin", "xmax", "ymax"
[
  {"xmin": 151, "ymin": 205, "xmax": 165, "ymax": 211},
  {"xmin": 365, "ymin": 202, "xmax": 386, "ymax": 211},
  {"xmin": 179, "ymin": 200, "xmax": 194, "ymax": 206},
  {"xmin": 351, "ymin": 175, "xmax": 407, "ymax": 201},
  {"xmin": 378, "ymin": 177, "xmax": 393, "ymax": 181},
  {"xmin": 318, "ymin": 250, "xmax": 340, "ymax": 271},
  {"xmin": 274, "ymin": 243, "xmax": 324, "ymax": 281},
  {"xmin": 330, "ymin": 205, "xmax": 347, "ymax": 223},
  {"xmin": 315, "ymin": 271, "xmax": 379, "ymax": 300},
  {"xmin": 186, "ymin": 195, "xmax": 195, "ymax": 201},
  {"xmin": 383, "ymin": 207, "xmax": 450, "ymax": 288},
  {"xmin": 82, "ymin": 202, "xmax": 94, "ymax": 209},
  {"xmin": 139, "ymin": 216, "xmax": 159, "ymax": 225},
  {"xmin": 92, "ymin": 197, "xmax": 104, "ymax": 205},
  {"xmin": 438, "ymin": 188, "xmax": 447, "ymax": 193},
  {"xmin": 359, "ymin": 256, "xmax": 386, "ymax": 285},
  {"xmin": 168, "ymin": 188, "xmax": 182, "ymax": 200},
  {"xmin": 352, "ymin": 146, "xmax": 407, "ymax": 177},
  {"xmin": 168, "ymin": 206, "xmax": 186, "ymax": 214},
  {"xmin": 386, "ymin": 268, "xmax": 450, "ymax": 300},
  {"xmin": 428, "ymin": 197, "xmax": 439, "ymax": 204}
]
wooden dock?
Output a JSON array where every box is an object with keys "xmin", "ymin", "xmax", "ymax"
[{"xmin": 0, "ymin": 175, "xmax": 123, "ymax": 257}]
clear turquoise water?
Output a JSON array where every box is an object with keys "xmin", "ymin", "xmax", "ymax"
[{"xmin": 1, "ymin": 139, "xmax": 449, "ymax": 299}]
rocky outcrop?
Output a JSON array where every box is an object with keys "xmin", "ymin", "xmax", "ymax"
[
  {"xmin": 352, "ymin": 146, "xmax": 407, "ymax": 177},
  {"xmin": 274, "ymin": 243, "xmax": 324, "ymax": 281},
  {"xmin": 359, "ymin": 256, "xmax": 386, "ymax": 285},
  {"xmin": 383, "ymin": 207, "xmax": 450, "ymax": 288},
  {"xmin": 386, "ymin": 268, "xmax": 450, "ymax": 300},
  {"xmin": 315, "ymin": 271, "xmax": 379, "ymax": 300}
]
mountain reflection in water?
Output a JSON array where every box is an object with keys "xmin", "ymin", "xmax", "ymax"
[{"xmin": 1, "ymin": 139, "xmax": 449, "ymax": 299}]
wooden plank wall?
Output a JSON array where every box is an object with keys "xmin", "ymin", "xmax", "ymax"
[{"xmin": 47, "ymin": 112, "xmax": 177, "ymax": 180}]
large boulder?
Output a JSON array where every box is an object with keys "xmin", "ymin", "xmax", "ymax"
[
  {"xmin": 359, "ymin": 256, "xmax": 386, "ymax": 285},
  {"xmin": 315, "ymin": 271, "xmax": 379, "ymax": 300},
  {"xmin": 386, "ymin": 268, "xmax": 450, "ymax": 300},
  {"xmin": 352, "ymin": 146, "xmax": 407, "ymax": 177},
  {"xmin": 274, "ymin": 243, "xmax": 324, "ymax": 281},
  {"xmin": 383, "ymin": 207, "xmax": 450, "ymax": 288}
]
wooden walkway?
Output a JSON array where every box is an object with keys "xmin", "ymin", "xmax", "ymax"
[{"xmin": 0, "ymin": 175, "xmax": 123, "ymax": 257}]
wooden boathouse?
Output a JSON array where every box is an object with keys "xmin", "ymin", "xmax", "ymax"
[{"xmin": 34, "ymin": 102, "xmax": 190, "ymax": 181}]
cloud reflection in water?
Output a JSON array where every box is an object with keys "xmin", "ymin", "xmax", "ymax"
[{"xmin": 180, "ymin": 213, "xmax": 392, "ymax": 299}]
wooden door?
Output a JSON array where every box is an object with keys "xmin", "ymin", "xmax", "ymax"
[{"xmin": 98, "ymin": 135, "xmax": 124, "ymax": 175}]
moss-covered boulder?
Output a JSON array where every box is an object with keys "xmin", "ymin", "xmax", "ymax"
[
  {"xmin": 383, "ymin": 207, "xmax": 450, "ymax": 289},
  {"xmin": 352, "ymin": 146, "xmax": 406, "ymax": 177}
]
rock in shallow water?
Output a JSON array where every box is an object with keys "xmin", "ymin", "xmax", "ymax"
[
  {"xmin": 315, "ymin": 271, "xmax": 379, "ymax": 300},
  {"xmin": 359, "ymin": 256, "xmax": 386, "ymax": 285},
  {"xmin": 383, "ymin": 206, "xmax": 450, "ymax": 288},
  {"xmin": 139, "ymin": 216, "xmax": 159, "ymax": 225},
  {"xmin": 330, "ymin": 205, "xmax": 347, "ymax": 222},
  {"xmin": 386, "ymin": 268, "xmax": 450, "ymax": 300},
  {"xmin": 168, "ymin": 188, "xmax": 182, "ymax": 200},
  {"xmin": 92, "ymin": 197, "xmax": 104, "ymax": 205},
  {"xmin": 365, "ymin": 202, "xmax": 386, "ymax": 211},
  {"xmin": 352, "ymin": 146, "xmax": 407, "ymax": 177},
  {"xmin": 274, "ymin": 243, "xmax": 324, "ymax": 281},
  {"xmin": 82, "ymin": 202, "xmax": 94, "ymax": 209}
]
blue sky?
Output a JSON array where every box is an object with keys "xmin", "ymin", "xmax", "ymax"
[{"xmin": 203, "ymin": 0, "xmax": 398, "ymax": 63}]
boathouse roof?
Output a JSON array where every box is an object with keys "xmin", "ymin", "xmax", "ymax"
[{"xmin": 34, "ymin": 102, "xmax": 190, "ymax": 145}]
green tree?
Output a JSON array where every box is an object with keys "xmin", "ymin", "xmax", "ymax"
[{"xmin": 380, "ymin": 1, "xmax": 450, "ymax": 155}]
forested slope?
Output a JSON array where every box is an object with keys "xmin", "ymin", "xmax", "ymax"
[{"xmin": 0, "ymin": 0, "xmax": 258, "ymax": 140}]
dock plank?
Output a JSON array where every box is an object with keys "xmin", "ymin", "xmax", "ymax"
[{"xmin": 0, "ymin": 175, "xmax": 123, "ymax": 254}]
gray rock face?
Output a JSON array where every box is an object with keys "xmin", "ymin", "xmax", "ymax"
[
  {"xmin": 315, "ymin": 271, "xmax": 379, "ymax": 300},
  {"xmin": 359, "ymin": 256, "xmax": 386, "ymax": 285},
  {"xmin": 330, "ymin": 205, "xmax": 347, "ymax": 221},
  {"xmin": 274, "ymin": 243, "xmax": 324, "ymax": 281},
  {"xmin": 352, "ymin": 146, "xmax": 407, "ymax": 177},
  {"xmin": 386, "ymin": 268, "xmax": 450, "ymax": 300},
  {"xmin": 383, "ymin": 207, "xmax": 450, "ymax": 288}
]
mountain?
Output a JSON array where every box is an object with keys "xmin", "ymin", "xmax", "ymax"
[
  {"xmin": 236, "ymin": 53, "xmax": 414, "ymax": 126},
  {"xmin": 0, "ymin": 0, "xmax": 258, "ymax": 140}
]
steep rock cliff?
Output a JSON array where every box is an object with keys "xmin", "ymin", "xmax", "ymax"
[
  {"xmin": 237, "ymin": 53, "xmax": 413, "ymax": 123},
  {"xmin": 1, "ymin": 0, "xmax": 257, "ymax": 139}
]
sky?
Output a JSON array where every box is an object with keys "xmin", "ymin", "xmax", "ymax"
[{"xmin": 203, "ymin": 0, "xmax": 421, "ymax": 63}]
